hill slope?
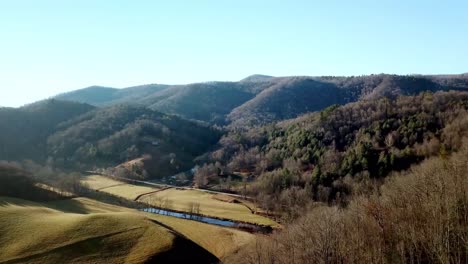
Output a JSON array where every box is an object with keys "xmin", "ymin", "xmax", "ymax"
[
  {"xmin": 198, "ymin": 91, "xmax": 468, "ymax": 212},
  {"xmin": 0, "ymin": 165, "xmax": 218, "ymax": 264},
  {"xmin": 0, "ymin": 101, "xmax": 220, "ymax": 178},
  {"xmin": 47, "ymin": 104, "xmax": 221, "ymax": 178},
  {"xmin": 228, "ymin": 74, "xmax": 468, "ymax": 127},
  {"xmin": 0, "ymin": 197, "xmax": 218, "ymax": 264},
  {"xmin": 0, "ymin": 100, "xmax": 95, "ymax": 161}
]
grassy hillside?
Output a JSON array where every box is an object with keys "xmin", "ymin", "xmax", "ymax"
[
  {"xmin": 0, "ymin": 165, "xmax": 220, "ymax": 263},
  {"xmin": 146, "ymin": 213, "xmax": 255, "ymax": 260},
  {"xmin": 0, "ymin": 197, "xmax": 218, "ymax": 264},
  {"xmin": 140, "ymin": 188, "xmax": 278, "ymax": 226},
  {"xmin": 82, "ymin": 175, "xmax": 159, "ymax": 200},
  {"xmin": 83, "ymin": 175, "xmax": 277, "ymax": 226},
  {"xmin": 51, "ymin": 197, "xmax": 256, "ymax": 260}
]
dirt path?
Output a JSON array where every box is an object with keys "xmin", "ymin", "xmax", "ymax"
[
  {"xmin": 134, "ymin": 187, "xmax": 172, "ymax": 201},
  {"xmin": 96, "ymin": 183, "xmax": 127, "ymax": 191}
]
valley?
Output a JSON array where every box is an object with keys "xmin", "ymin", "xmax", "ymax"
[
  {"xmin": 2, "ymin": 1, "xmax": 467, "ymax": 263},
  {"xmin": 1, "ymin": 76, "xmax": 467, "ymax": 264},
  {"xmin": 82, "ymin": 175, "xmax": 278, "ymax": 227}
]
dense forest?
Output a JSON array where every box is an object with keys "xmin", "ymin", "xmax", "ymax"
[
  {"xmin": 196, "ymin": 91, "xmax": 468, "ymax": 217},
  {"xmin": 227, "ymin": 141, "xmax": 468, "ymax": 263}
]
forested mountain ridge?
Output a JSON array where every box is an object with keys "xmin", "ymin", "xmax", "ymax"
[
  {"xmin": 0, "ymin": 100, "xmax": 95, "ymax": 161},
  {"xmin": 54, "ymin": 74, "xmax": 468, "ymax": 127},
  {"xmin": 196, "ymin": 91, "xmax": 468, "ymax": 213},
  {"xmin": 0, "ymin": 100, "xmax": 221, "ymax": 178},
  {"xmin": 47, "ymin": 104, "xmax": 221, "ymax": 177},
  {"xmin": 55, "ymin": 84, "xmax": 170, "ymax": 106}
]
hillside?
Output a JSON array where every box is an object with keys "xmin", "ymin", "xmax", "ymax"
[
  {"xmin": 197, "ymin": 91, "xmax": 468, "ymax": 214},
  {"xmin": 0, "ymin": 198, "xmax": 197, "ymax": 264},
  {"xmin": 228, "ymin": 140, "xmax": 468, "ymax": 264},
  {"xmin": 47, "ymin": 104, "xmax": 221, "ymax": 178},
  {"xmin": 228, "ymin": 74, "xmax": 468, "ymax": 127},
  {"xmin": 0, "ymin": 164, "xmax": 256, "ymax": 263},
  {"xmin": 142, "ymin": 82, "xmax": 271, "ymax": 124},
  {"xmin": 53, "ymin": 74, "xmax": 468, "ymax": 127},
  {"xmin": 0, "ymin": 100, "xmax": 95, "ymax": 161},
  {"xmin": 0, "ymin": 100, "xmax": 220, "ymax": 179},
  {"xmin": 227, "ymin": 77, "xmax": 348, "ymax": 127}
]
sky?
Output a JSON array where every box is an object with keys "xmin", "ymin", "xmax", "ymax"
[{"xmin": 0, "ymin": 0, "xmax": 467, "ymax": 107}]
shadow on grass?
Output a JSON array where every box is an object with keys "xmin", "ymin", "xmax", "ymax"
[
  {"xmin": 145, "ymin": 236, "xmax": 219, "ymax": 264},
  {"xmin": 0, "ymin": 195, "xmax": 91, "ymax": 214}
]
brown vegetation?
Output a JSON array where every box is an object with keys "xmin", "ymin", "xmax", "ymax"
[
  {"xmin": 227, "ymin": 140, "xmax": 468, "ymax": 264},
  {"xmin": 200, "ymin": 91, "xmax": 468, "ymax": 219}
]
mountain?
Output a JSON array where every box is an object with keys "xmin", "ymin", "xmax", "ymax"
[
  {"xmin": 142, "ymin": 81, "xmax": 273, "ymax": 124},
  {"xmin": 227, "ymin": 77, "xmax": 348, "ymax": 127},
  {"xmin": 228, "ymin": 74, "xmax": 468, "ymax": 127},
  {"xmin": 0, "ymin": 100, "xmax": 220, "ymax": 178},
  {"xmin": 46, "ymin": 104, "xmax": 221, "ymax": 177},
  {"xmin": 54, "ymin": 74, "xmax": 468, "ymax": 127},
  {"xmin": 197, "ymin": 91, "xmax": 468, "ymax": 205},
  {"xmin": 0, "ymin": 100, "xmax": 95, "ymax": 161},
  {"xmin": 56, "ymin": 84, "xmax": 169, "ymax": 106},
  {"xmin": 240, "ymin": 74, "xmax": 275, "ymax": 83}
]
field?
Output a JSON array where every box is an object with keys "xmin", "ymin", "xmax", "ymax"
[
  {"xmin": 0, "ymin": 197, "xmax": 172, "ymax": 263},
  {"xmin": 80, "ymin": 175, "xmax": 124, "ymax": 190},
  {"xmin": 139, "ymin": 188, "xmax": 278, "ymax": 226},
  {"xmin": 82, "ymin": 175, "xmax": 159, "ymax": 200},
  {"xmin": 0, "ymin": 196, "xmax": 235, "ymax": 263},
  {"xmin": 52, "ymin": 197, "xmax": 256, "ymax": 259},
  {"xmin": 83, "ymin": 175, "xmax": 278, "ymax": 226}
]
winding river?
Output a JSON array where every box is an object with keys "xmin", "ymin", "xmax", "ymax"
[{"xmin": 141, "ymin": 207, "xmax": 272, "ymax": 233}]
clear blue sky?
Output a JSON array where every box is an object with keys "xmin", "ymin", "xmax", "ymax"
[{"xmin": 0, "ymin": 0, "xmax": 467, "ymax": 107}]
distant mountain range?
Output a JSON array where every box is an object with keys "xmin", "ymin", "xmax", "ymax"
[
  {"xmin": 2, "ymin": 73, "xmax": 468, "ymax": 179},
  {"xmin": 55, "ymin": 74, "xmax": 468, "ymax": 127}
]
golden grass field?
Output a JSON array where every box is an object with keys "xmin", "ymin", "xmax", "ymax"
[
  {"xmin": 0, "ymin": 195, "xmax": 256, "ymax": 263},
  {"xmin": 144, "ymin": 212, "xmax": 255, "ymax": 259},
  {"xmin": 80, "ymin": 175, "xmax": 124, "ymax": 190},
  {"xmin": 52, "ymin": 197, "xmax": 256, "ymax": 260},
  {"xmin": 0, "ymin": 197, "xmax": 179, "ymax": 264},
  {"xmin": 140, "ymin": 188, "xmax": 278, "ymax": 226},
  {"xmin": 58, "ymin": 197, "xmax": 256, "ymax": 260},
  {"xmin": 82, "ymin": 175, "xmax": 158, "ymax": 200},
  {"xmin": 83, "ymin": 175, "xmax": 278, "ymax": 227}
]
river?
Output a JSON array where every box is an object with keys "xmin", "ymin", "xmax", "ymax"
[{"xmin": 141, "ymin": 207, "xmax": 272, "ymax": 233}]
